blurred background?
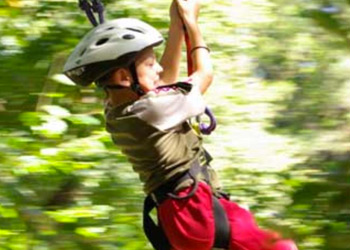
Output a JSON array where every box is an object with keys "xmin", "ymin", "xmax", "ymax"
[{"xmin": 1, "ymin": 0, "xmax": 350, "ymax": 249}]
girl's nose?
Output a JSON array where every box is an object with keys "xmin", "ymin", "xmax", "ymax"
[{"xmin": 156, "ymin": 63, "xmax": 163, "ymax": 74}]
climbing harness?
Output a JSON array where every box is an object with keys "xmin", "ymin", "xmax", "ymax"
[{"xmin": 143, "ymin": 158, "xmax": 231, "ymax": 250}]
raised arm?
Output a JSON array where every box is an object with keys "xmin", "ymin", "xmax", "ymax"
[
  {"xmin": 159, "ymin": 0, "xmax": 184, "ymax": 85},
  {"xmin": 176, "ymin": 0, "xmax": 213, "ymax": 94}
]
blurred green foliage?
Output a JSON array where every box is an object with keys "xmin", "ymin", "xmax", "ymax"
[{"xmin": 1, "ymin": 0, "xmax": 350, "ymax": 249}]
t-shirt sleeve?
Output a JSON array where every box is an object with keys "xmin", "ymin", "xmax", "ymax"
[{"xmin": 127, "ymin": 84, "xmax": 206, "ymax": 131}]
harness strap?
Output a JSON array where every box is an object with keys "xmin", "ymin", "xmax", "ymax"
[
  {"xmin": 91, "ymin": 0, "xmax": 105, "ymax": 24},
  {"xmin": 79, "ymin": 0, "xmax": 98, "ymax": 26},
  {"xmin": 129, "ymin": 62, "xmax": 145, "ymax": 96},
  {"xmin": 212, "ymin": 195, "xmax": 231, "ymax": 248},
  {"xmin": 78, "ymin": 0, "xmax": 104, "ymax": 27},
  {"xmin": 151, "ymin": 160, "xmax": 201, "ymax": 205},
  {"xmin": 143, "ymin": 196, "xmax": 171, "ymax": 250},
  {"xmin": 143, "ymin": 160, "xmax": 202, "ymax": 250}
]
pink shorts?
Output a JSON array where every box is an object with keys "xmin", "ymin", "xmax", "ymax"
[{"xmin": 158, "ymin": 182, "xmax": 298, "ymax": 250}]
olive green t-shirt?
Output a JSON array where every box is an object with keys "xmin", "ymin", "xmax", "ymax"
[{"xmin": 104, "ymin": 84, "xmax": 219, "ymax": 194}]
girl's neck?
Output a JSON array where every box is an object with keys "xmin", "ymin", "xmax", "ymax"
[{"xmin": 106, "ymin": 88, "xmax": 139, "ymax": 107}]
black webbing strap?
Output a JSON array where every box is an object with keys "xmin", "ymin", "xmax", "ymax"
[
  {"xmin": 78, "ymin": 0, "xmax": 105, "ymax": 27},
  {"xmin": 212, "ymin": 195, "xmax": 231, "ymax": 248},
  {"xmin": 129, "ymin": 62, "xmax": 145, "ymax": 96},
  {"xmin": 142, "ymin": 161, "xmax": 200, "ymax": 250},
  {"xmin": 143, "ymin": 196, "xmax": 171, "ymax": 250}
]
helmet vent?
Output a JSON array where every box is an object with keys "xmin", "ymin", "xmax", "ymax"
[
  {"xmin": 126, "ymin": 28, "xmax": 143, "ymax": 33},
  {"xmin": 122, "ymin": 34, "xmax": 135, "ymax": 40},
  {"xmin": 79, "ymin": 48, "xmax": 87, "ymax": 56},
  {"xmin": 96, "ymin": 38, "xmax": 109, "ymax": 46},
  {"xmin": 106, "ymin": 27, "xmax": 114, "ymax": 31}
]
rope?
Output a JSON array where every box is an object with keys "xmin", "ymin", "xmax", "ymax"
[{"xmin": 183, "ymin": 21, "xmax": 217, "ymax": 135}]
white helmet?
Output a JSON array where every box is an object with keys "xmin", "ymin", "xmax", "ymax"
[{"xmin": 63, "ymin": 18, "xmax": 163, "ymax": 86}]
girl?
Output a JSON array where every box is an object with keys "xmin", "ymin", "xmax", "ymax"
[{"xmin": 64, "ymin": 0, "xmax": 298, "ymax": 249}]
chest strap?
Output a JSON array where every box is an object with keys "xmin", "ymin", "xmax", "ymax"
[{"xmin": 143, "ymin": 160, "xmax": 230, "ymax": 250}]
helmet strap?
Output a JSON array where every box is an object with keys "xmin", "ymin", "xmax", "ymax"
[
  {"xmin": 129, "ymin": 63, "xmax": 145, "ymax": 96},
  {"xmin": 104, "ymin": 85, "xmax": 127, "ymax": 90}
]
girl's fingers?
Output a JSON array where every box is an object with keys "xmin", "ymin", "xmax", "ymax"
[
  {"xmin": 175, "ymin": 0, "xmax": 200, "ymax": 24},
  {"xmin": 176, "ymin": 0, "xmax": 193, "ymax": 14}
]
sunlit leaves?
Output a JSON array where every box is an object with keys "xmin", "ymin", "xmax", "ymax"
[
  {"xmin": 46, "ymin": 205, "xmax": 114, "ymax": 223},
  {"xmin": 0, "ymin": 205, "xmax": 19, "ymax": 218},
  {"xmin": 40, "ymin": 105, "xmax": 70, "ymax": 118},
  {"xmin": 303, "ymin": 8, "xmax": 349, "ymax": 42},
  {"xmin": 75, "ymin": 226, "xmax": 107, "ymax": 238},
  {"xmin": 19, "ymin": 105, "xmax": 102, "ymax": 137},
  {"xmin": 1, "ymin": 0, "xmax": 350, "ymax": 249},
  {"xmin": 51, "ymin": 73, "xmax": 76, "ymax": 86},
  {"xmin": 31, "ymin": 116, "xmax": 68, "ymax": 137},
  {"xmin": 66, "ymin": 114, "xmax": 101, "ymax": 125}
]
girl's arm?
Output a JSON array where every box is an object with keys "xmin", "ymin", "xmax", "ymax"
[
  {"xmin": 176, "ymin": 0, "xmax": 213, "ymax": 94},
  {"xmin": 159, "ymin": 1, "xmax": 184, "ymax": 85}
]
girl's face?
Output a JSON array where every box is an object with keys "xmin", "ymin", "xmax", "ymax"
[{"xmin": 135, "ymin": 47, "xmax": 163, "ymax": 92}]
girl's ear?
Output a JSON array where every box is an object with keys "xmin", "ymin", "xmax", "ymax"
[{"xmin": 110, "ymin": 68, "xmax": 132, "ymax": 87}]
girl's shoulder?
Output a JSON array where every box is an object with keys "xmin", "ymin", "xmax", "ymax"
[{"xmin": 148, "ymin": 77, "xmax": 194, "ymax": 96}]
